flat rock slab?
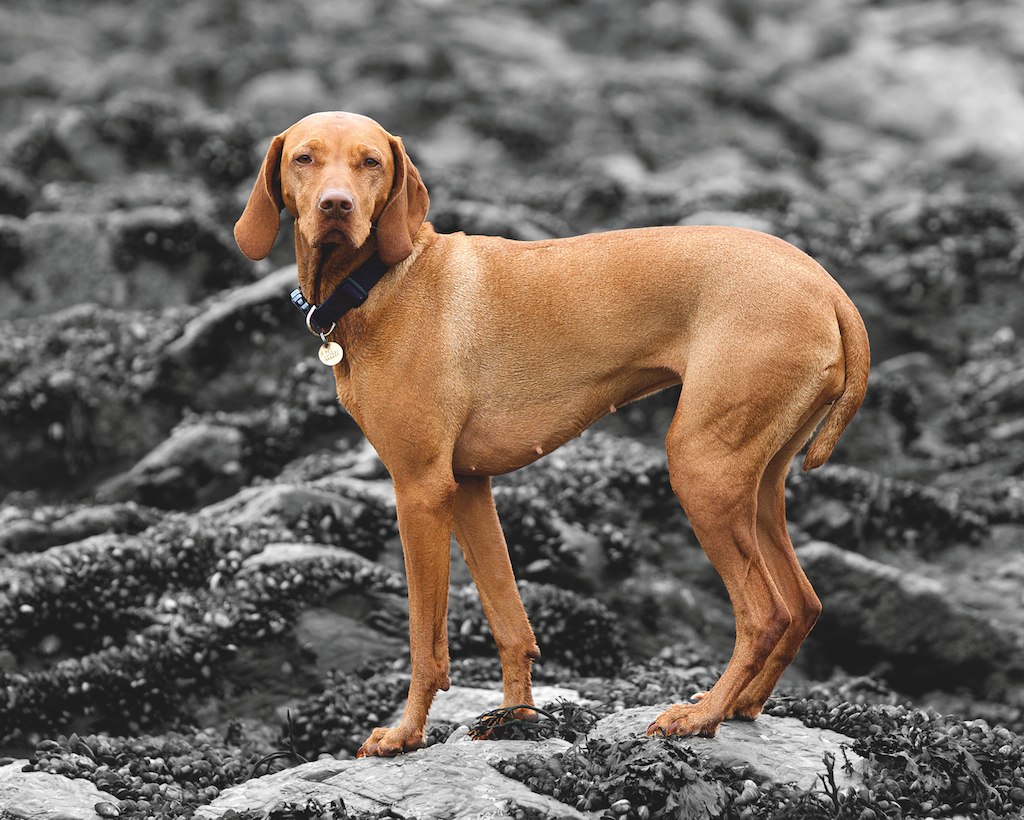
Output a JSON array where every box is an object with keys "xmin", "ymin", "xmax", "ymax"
[
  {"xmin": 195, "ymin": 738, "xmax": 585, "ymax": 820},
  {"xmin": 388, "ymin": 684, "xmax": 589, "ymax": 727},
  {"xmin": 591, "ymin": 706, "xmax": 863, "ymax": 790},
  {"xmin": 0, "ymin": 760, "xmax": 112, "ymax": 819}
]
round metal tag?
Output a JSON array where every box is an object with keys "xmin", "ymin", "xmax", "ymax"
[{"xmin": 318, "ymin": 341, "xmax": 344, "ymax": 366}]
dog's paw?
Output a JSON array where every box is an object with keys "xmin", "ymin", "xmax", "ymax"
[
  {"xmin": 646, "ymin": 702, "xmax": 722, "ymax": 739},
  {"xmin": 355, "ymin": 725, "xmax": 425, "ymax": 758},
  {"xmin": 728, "ymin": 700, "xmax": 765, "ymax": 721}
]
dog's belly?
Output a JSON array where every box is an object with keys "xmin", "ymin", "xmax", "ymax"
[{"xmin": 451, "ymin": 370, "xmax": 679, "ymax": 476}]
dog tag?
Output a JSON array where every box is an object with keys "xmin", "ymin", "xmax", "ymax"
[{"xmin": 318, "ymin": 341, "xmax": 344, "ymax": 366}]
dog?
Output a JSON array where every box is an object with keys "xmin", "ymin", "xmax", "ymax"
[{"xmin": 234, "ymin": 111, "xmax": 869, "ymax": 758}]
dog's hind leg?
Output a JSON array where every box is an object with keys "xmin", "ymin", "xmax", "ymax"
[
  {"xmin": 453, "ymin": 476, "xmax": 540, "ymax": 719},
  {"xmin": 727, "ymin": 410, "xmax": 826, "ymax": 719},
  {"xmin": 647, "ymin": 360, "xmax": 797, "ymax": 739}
]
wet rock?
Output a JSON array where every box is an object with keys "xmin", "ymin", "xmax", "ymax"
[
  {"xmin": 0, "ymin": 502, "xmax": 159, "ymax": 554},
  {"xmin": 203, "ymin": 479, "xmax": 397, "ymax": 558},
  {"xmin": 0, "ymin": 304, "xmax": 185, "ymax": 494},
  {"xmin": 0, "ymin": 758, "xmax": 110, "ymax": 819},
  {"xmin": 295, "ymin": 601, "xmax": 406, "ymax": 675},
  {"xmin": 0, "ymin": 168, "xmax": 33, "ymax": 217},
  {"xmin": 239, "ymin": 542, "xmax": 398, "ymax": 580},
  {"xmin": 798, "ymin": 541, "xmax": 1020, "ymax": 696},
  {"xmin": 107, "ymin": 206, "xmax": 249, "ymax": 304},
  {"xmin": 195, "ymin": 738, "xmax": 582, "ymax": 820},
  {"xmin": 0, "ymin": 212, "xmax": 111, "ymax": 319},
  {"xmin": 96, "ymin": 422, "xmax": 247, "ymax": 509},
  {"xmin": 198, "ymin": 703, "xmax": 860, "ymax": 819},
  {"xmin": 428, "ymin": 200, "xmax": 555, "ymax": 241},
  {"xmin": 237, "ymin": 70, "xmax": 332, "ymax": 134},
  {"xmin": 590, "ymin": 707, "xmax": 863, "ymax": 790}
]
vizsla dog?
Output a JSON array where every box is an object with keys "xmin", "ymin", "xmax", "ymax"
[{"xmin": 234, "ymin": 112, "xmax": 869, "ymax": 758}]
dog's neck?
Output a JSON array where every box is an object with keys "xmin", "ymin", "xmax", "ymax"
[
  {"xmin": 293, "ymin": 223, "xmax": 436, "ymax": 350},
  {"xmin": 294, "ymin": 225, "xmax": 379, "ymax": 306}
]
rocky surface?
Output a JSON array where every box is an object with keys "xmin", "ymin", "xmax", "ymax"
[
  {"xmin": 194, "ymin": 702, "xmax": 859, "ymax": 819},
  {"xmin": 591, "ymin": 707, "xmax": 862, "ymax": 791},
  {"xmin": 2, "ymin": 0, "xmax": 1024, "ymax": 817},
  {"xmin": 196, "ymin": 739, "xmax": 584, "ymax": 820},
  {"xmin": 0, "ymin": 759, "xmax": 111, "ymax": 820},
  {"xmin": 799, "ymin": 540, "xmax": 1023, "ymax": 697}
]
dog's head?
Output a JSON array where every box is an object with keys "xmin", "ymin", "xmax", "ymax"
[{"xmin": 234, "ymin": 112, "xmax": 429, "ymax": 267}]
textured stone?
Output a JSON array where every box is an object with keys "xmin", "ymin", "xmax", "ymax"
[
  {"xmin": 198, "ymin": 701, "xmax": 862, "ymax": 818},
  {"xmin": 590, "ymin": 707, "xmax": 863, "ymax": 790},
  {"xmin": 96, "ymin": 422, "xmax": 247, "ymax": 509},
  {"xmin": 0, "ymin": 760, "xmax": 110, "ymax": 820},
  {"xmin": 798, "ymin": 541, "xmax": 1019, "ymax": 695},
  {"xmin": 195, "ymin": 738, "xmax": 583, "ymax": 820}
]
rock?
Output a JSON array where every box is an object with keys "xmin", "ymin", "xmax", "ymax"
[
  {"xmin": 294, "ymin": 601, "xmax": 406, "ymax": 675},
  {"xmin": 0, "ymin": 212, "xmax": 111, "ymax": 320},
  {"xmin": 590, "ymin": 707, "xmax": 863, "ymax": 790},
  {"xmin": 240, "ymin": 542, "xmax": 392, "ymax": 575},
  {"xmin": 204, "ymin": 480, "xmax": 397, "ymax": 559},
  {"xmin": 0, "ymin": 759, "xmax": 110, "ymax": 819},
  {"xmin": 797, "ymin": 498, "xmax": 856, "ymax": 544},
  {"xmin": 205, "ymin": 484, "xmax": 365, "ymax": 529},
  {"xmin": 96, "ymin": 422, "xmax": 247, "ymax": 509},
  {"xmin": 0, "ymin": 304, "xmax": 184, "ymax": 494},
  {"xmin": 798, "ymin": 541, "xmax": 1020, "ymax": 695},
  {"xmin": 0, "ymin": 503, "xmax": 159, "ymax": 554},
  {"xmin": 428, "ymin": 200, "xmax": 555, "ymax": 241},
  {"xmin": 237, "ymin": 70, "xmax": 332, "ymax": 134},
  {"xmin": 195, "ymin": 739, "xmax": 582, "ymax": 820},
  {"xmin": 384, "ymin": 683, "xmax": 590, "ymax": 727},
  {"xmin": 199, "ymin": 703, "xmax": 859, "ymax": 819},
  {"xmin": 162, "ymin": 265, "xmax": 297, "ymax": 368}
]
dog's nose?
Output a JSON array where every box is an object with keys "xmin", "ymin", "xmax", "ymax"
[{"xmin": 318, "ymin": 189, "xmax": 354, "ymax": 214}]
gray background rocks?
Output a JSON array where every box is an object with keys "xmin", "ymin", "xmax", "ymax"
[{"xmin": 1, "ymin": 0, "xmax": 1023, "ymax": 817}]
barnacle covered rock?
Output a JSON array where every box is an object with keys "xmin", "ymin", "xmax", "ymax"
[{"xmin": 798, "ymin": 541, "xmax": 1020, "ymax": 696}]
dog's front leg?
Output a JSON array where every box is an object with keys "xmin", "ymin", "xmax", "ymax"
[
  {"xmin": 356, "ymin": 474, "xmax": 456, "ymax": 758},
  {"xmin": 453, "ymin": 476, "xmax": 539, "ymax": 725}
]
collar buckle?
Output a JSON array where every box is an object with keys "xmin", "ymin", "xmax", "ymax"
[{"xmin": 305, "ymin": 304, "xmax": 336, "ymax": 337}]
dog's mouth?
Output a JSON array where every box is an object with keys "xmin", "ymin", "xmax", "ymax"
[{"xmin": 315, "ymin": 227, "xmax": 350, "ymax": 246}]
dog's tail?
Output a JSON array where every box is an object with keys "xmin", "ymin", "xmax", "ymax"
[{"xmin": 802, "ymin": 290, "xmax": 870, "ymax": 471}]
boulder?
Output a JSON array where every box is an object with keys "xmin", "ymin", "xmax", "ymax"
[
  {"xmin": 590, "ymin": 706, "xmax": 862, "ymax": 791},
  {"xmin": 161, "ymin": 265, "xmax": 297, "ymax": 369},
  {"xmin": 197, "ymin": 700, "xmax": 861, "ymax": 819},
  {"xmin": 798, "ymin": 541, "xmax": 1020, "ymax": 695},
  {"xmin": 294, "ymin": 600, "xmax": 406, "ymax": 675},
  {"xmin": 0, "ymin": 759, "xmax": 112, "ymax": 820},
  {"xmin": 237, "ymin": 70, "xmax": 332, "ymax": 134},
  {"xmin": 195, "ymin": 738, "xmax": 584, "ymax": 820},
  {"xmin": 96, "ymin": 422, "xmax": 247, "ymax": 509},
  {"xmin": 0, "ymin": 503, "xmax": 159, "ymax": 554}
]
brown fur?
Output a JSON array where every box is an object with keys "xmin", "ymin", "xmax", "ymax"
[{"xmin": 234, "ymin": 112, "xmax": 870, "ymax": 757}]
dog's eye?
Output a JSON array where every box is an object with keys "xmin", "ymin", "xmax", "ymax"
[
  {"xmin": 363, "ymin": 157, "xmax": 380, "ymax": 168},
  {"xmin": 295, "ymin": 154, "xmax": 313, "ymax": 165}
]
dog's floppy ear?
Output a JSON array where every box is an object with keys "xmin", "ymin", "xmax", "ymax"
[
  {"xmin": 376, "ymin": 134, "xmax": 429, "ymax": 266},
  {"xmin": 234, "ymin": 132, "xmax": 287, "ymax": 260}
]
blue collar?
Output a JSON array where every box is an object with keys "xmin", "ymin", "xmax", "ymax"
[{"xmin": 290, "ymin": 253, "xmax": 391, "ymax": 335}]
